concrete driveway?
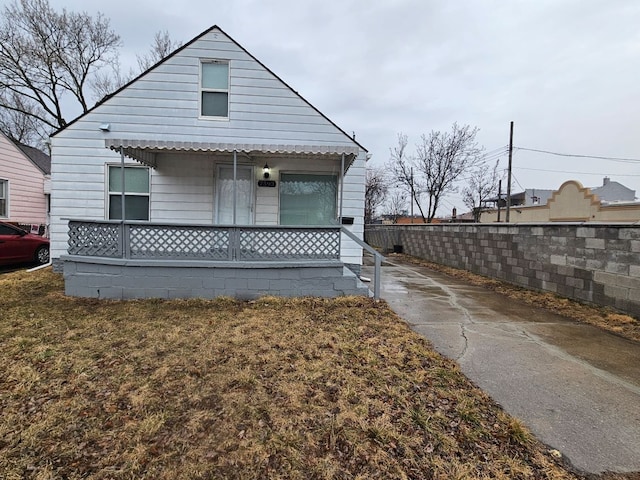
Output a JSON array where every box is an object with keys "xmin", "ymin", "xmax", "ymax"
[{"xmin": 363, "ymin": 256, "xmax": 640, "ymax": 475}]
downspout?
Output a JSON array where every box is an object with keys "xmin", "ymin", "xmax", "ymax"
[
  {"xmin": 120, "ymin": 147, "xmax": 126, "ymax": 222},
  {"xmin": 120, "ymin": 147, "xmax": 126, "ymax": 258},
  {"xmin": 339, "ymin": 153, "xmax": 345, "ymax": 223}
]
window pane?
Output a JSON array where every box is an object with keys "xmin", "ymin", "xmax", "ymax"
[
  {"xmin": 202, "ymin": 62, "xmax": 228, "ymax": 89},
  {"xmin": 0, "ymin": 180, "xmax": 5, "ymax": 217},
  {"xmin": 109, "ymin": 167, "xmax": 149, "ymax": 193},
  {"xmin": 0, "ymin": 223, "xmax": 18, "ymax": 234},
  {"xmin": 124, "ymin": 168, "xmax": 149, "ymax": 193},
  {"xmin": 202, "ymin": 92, "xmax": 229, "ymax": 117},
  {"xmin": 280, "ymin": 174, "xmax": 337, "ymax": 226},
  {"xmin": 109, "ymin": 166, "xmax": 122, "ymax": 192},
  {"xmin": 109, "ymin": 195, "xmax": 149, "ymax": 220}
]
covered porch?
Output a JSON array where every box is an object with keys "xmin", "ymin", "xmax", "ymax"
[{"xmin": 59, "ymin": 139, "xmax": 380, "ymax": 300}]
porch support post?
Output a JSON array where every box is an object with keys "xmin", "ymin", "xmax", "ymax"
[
  {"xmin": 120, "ymin": 147, "xmax": 126, "ymax": 258},
  {"xmin": 339, "ymin": 153, "xmax": 345, "ymax": 223},
  {"xmin": 233, "ymin": 149, "xmax": 237, "ymax": 225}
]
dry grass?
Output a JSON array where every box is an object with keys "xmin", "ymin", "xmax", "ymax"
[
  {"xmin": 0, "ymin": 268, "xmax": 602, "ymax": 479},
  {"xmin": 392, "ymin": 254, "xmax": 640, "ymax": 343}
]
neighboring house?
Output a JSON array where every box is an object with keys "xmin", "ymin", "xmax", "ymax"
[
  {"xmin": 590, "ymin": 177, "xmax": 636, "ymax": 203},
  {"xmin": 50, "ymin": 25, "xmax": 370, "ymax": 300},
  {"xmin": 484, "ymin": 188, "xmax": 554, "ymax": 209},
  {"xmin": 481, "ymin": 180, "xmax": 640, "ymax": 223},
  {"xmin": 0, "ymin": 131, "xmax": 51, "ymax": 230}
]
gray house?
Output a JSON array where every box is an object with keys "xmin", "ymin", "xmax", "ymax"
[
  {"xmin": 590, "ymin": 177, "xmax": 636, "ymax": 203},
  {"xmin": 50, "ymin": 26, "xmax": 371, "ymax": 300}
]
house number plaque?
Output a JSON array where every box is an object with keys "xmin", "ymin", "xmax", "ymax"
[{"xmin": 258, "ymin": 180, "xmax": 276, "ymax": 187}]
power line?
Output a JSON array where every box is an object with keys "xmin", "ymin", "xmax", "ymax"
[
  {"xmin": 511, "ymin": 173, "xmax": 525, "ymax": 191},
  {"xmin": 482, "ymin": 145, "xmax": 509, "ymax": 157},
  {"xmin": 515, "ymin": 166, "xmax": 640, "ymax": 177},
  {"xmin": 516, "ymin": 147, "xmax": 640, "ymax": 164}
]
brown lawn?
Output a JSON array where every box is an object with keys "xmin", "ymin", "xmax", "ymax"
[{"xmin": 0, "ymin": 268, "xmax": 620, "ymax": 479}]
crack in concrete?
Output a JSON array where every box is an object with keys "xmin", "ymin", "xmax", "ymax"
[
  {"xmin": 386, "ymin": 261, "xmax": 474, "ymax": 360},
  {"xmin": 457, "ymin": 324, "xmax": 470, "ymax": 361}
]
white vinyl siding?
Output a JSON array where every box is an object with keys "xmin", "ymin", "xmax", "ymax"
[
  {"xmin": 49, "ymin": 26, "xmax": 366, "ymax": 266},
  {"xmin": 0, "ymin": 179, "xmax": 7, "ymax": 218},
  {"xmin": 107, "ymin": 165, "xmax": 150, "ymax": 220},
  {"xmin": 150, "ymin": 155, "xmax": 215, "ymax": 223}
]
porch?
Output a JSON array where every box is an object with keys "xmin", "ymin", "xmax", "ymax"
[{"xmin": 61, "ymin": 220, "xmax": 381, "ymax": 300}]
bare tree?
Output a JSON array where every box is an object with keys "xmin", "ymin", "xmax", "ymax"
[
  {"xmin": 388, "ymin": 124, "xmax": 483, "ymax": 223},
  {"xmin": 387, "ymin": 133, "xmax": 427, "ymax": 220},
  {"xmin": 0, "ymin": 0, "xmax": 121, "ymax": 142},
  {"xmin": 137, "ymin": 30, "xmax": 182, "ymax": 71},
  {"xmin": 90, "ymin": 57, "xmax": 134, "ymax": 102},
  {"xmin": 92, "ymin": 30, "xmax": 182, "ymax": 103},
  {"xmin": 462, "ymin": 160, "xmax": 501, "ymax": 222},
  {"xmin": 384, "ymin": 190, "xmax": 407, "ymax": 224},
  {"xmin": 364, "ymin": 167, "xmax": 389, "ymax": 223},
  {"xmin": 0, "ymin": 91, "xmax": 48, "ymax": 147}
]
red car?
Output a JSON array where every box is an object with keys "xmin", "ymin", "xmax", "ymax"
[{"xmin": 0, "ymin": 222, "xmax": 50, "ymax": 266}]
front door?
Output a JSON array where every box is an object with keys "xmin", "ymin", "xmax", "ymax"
[{"xmin": 216, "ymin": 165, "xmax": 254, "ymax": 224}]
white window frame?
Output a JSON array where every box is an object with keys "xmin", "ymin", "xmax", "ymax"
[
  {"xmin": 105, "ymin": 164, "xmax": 151, "ymax": 221},
  {"xmin": 200, "ymin": 59, "xmax": 230, "ymax": 120},
  {"xmin": 0, "ymin": 178, "xmax": 8, "ymax": 219}
]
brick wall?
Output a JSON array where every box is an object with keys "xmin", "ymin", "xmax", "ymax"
[{"xmin": 365, "ymin": 224, "xmax": 640, "ymax": 318}]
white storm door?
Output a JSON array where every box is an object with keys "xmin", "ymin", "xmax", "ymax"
[{"xmin": 216, "ymin": 165, "xmax": 254, "ymax": 224}]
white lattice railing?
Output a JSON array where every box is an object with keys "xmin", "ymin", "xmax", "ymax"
[{"xmin": 67, "ymin": 220, "xmax": 341, "ymax": 261}]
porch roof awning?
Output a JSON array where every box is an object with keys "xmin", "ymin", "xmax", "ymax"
[{"xmin": 105, "ymin": 139, "xmax": 360, "ymax": 169}]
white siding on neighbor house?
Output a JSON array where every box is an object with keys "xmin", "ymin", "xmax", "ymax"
[
  {"xmin": 50, "ymin": 26, "xmax": 366, "ymax": 265},
  {"xmin": 0, "ymin": 133, "xmax": 47, "ymax": 224}
]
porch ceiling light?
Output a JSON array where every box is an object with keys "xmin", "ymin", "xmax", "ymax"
[{"xmin": 263, "ymin": 163, "xmax": 270, "ymax": 179}]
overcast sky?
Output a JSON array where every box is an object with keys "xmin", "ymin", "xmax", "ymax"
[{"xmin": 15, "ymin": 0, "xmax": 640, "ymax": 214}]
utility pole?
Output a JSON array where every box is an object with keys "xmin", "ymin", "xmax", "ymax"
[
  {"xmin": 505, "ymin": 121, "xmax": 514, "ymax": 223},
  {"xmin": 497, "ymin": 179, "xmax": 502, "ymax": 222}
]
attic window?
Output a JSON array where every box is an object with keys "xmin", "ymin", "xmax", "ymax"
[{"xmin": 201, "ymin": 61, "xmax": 229, "ymax": 118}]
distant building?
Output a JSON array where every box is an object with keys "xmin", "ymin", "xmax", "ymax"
[
  {"xmin": 481, "ymin": 180, "xmax": 640, "ymax": 223},
  {"xmin": 590, "ymin": 177, "xmax": 636, "ymax": 203},
  {"xmin": 484, "ymin": 188, "xmax": 554, "ymax": 208}
]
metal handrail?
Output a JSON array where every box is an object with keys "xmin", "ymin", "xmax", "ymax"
[{"xmin": 340, "ymin": 226, "xmax": 384, "ymax": 299}]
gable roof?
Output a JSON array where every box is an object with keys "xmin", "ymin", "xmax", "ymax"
[
  {"xmin": 0, "ymin": 132, "xmax": 51, "ymax": 175},
  {"xmin": 590, "ymin": 180, "xmax": 636, "ymax": 202},
  {"xmin": 52, "ymin": 25, "xmax": 367, "ymax": 153},
  {"xmin": 15, "ymin": 142, "xmax": 51, "ymax": 175}
]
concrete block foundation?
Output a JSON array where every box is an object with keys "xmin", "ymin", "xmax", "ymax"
[{"xmin": 61, "ymin": 256, "xmax": 369, "ymax": 300}]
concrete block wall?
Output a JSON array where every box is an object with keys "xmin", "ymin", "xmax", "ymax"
[
  {"xmin": 365, "ymin": 224, "xmax": 640, "ymax": 318},
  {"xmin": 62, "ymin": 257, "xmax": 369, "ymax": 300}
]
